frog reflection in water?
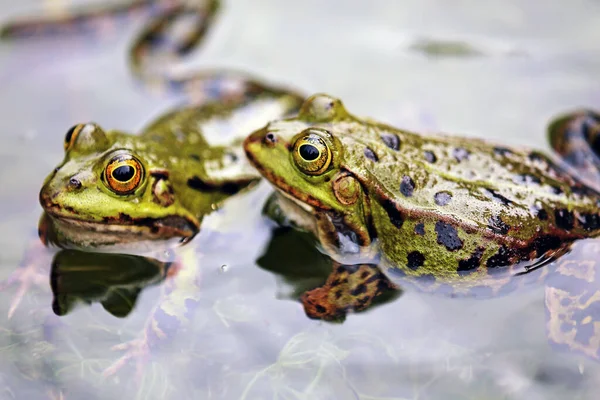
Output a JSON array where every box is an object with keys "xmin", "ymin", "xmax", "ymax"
[{"xmin": 246, "ymin": 93, "xmax": 600, "ymax": 359}]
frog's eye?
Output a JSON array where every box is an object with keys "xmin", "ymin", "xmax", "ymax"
[
  {"xmin": 292, "ymin": 130, "xmax": 332, "ymax": 175},
  {"xmin": 104, "ymin": 153, "xmax": 144, "ymax": 195}
]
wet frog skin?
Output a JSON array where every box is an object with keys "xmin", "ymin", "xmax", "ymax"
[
  {"xmin": 0, "ymin": 0, "xmax": 305, "ymax": 250},
  {"xmin": 245, "ymin": 94, "xmax": 600, "ymax": 321},
  {"xmin": 0, "ymin": 0, "xmax": 304, "ymax": 377},
  {"xmin": 39, "ymin": 91, "xmax": 302, "ymax": 251}
]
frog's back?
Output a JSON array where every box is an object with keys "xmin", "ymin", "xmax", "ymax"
[{"xmin": 333, "ymin": 117, "xmax": 600, "ymax": 292}]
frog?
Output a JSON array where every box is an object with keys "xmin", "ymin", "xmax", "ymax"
[
  {"xmin": 0, "ymin": 0, "xmax": 305, "ymax": 378},
  {"xmin": 244, "ymin": 93, "xmax": 600, "ymax": 359},
  {"xmin": 38, "ymin": 89, "xmax": 302, "ymax": 252},
  {"xmin": 0, "ymin": 0, "xmax": 305, "ymax": 254}
]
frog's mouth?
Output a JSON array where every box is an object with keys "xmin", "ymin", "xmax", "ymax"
[{"xmin": 42, "ymin": 206, "xmax": 199, "ymax": 249}]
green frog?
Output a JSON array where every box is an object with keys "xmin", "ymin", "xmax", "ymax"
[
  {"xmin": 0, "ymin": 0, "xmax": 304, "ymax": 376},
  {"xmin": 1, "ymin": 0, "xmax": 304, "ymax": 252},
  {"xmin": 245, "ymin": 93, "xmax": 600, "ymax": 358},
  {"xmin": 38, "ymin": 90, "xmax": 301, "ymax": 251}
]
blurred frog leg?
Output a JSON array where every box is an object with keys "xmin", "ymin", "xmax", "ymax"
[
  {"xmin": 547, "ymin": 109, "xmax": 600, "ymax": 191},
  {"xmin": 301, "ymin": 262, "xmax": 398, "ymax": 321},
  {"xmin": 0, "ymin": 0, "xmax": 157, "ymax": 38},
  {"xmin": 104, "ymin": 246, "xmax": 201, "ymax": 378},
  {"xmin": 0, "ymin": 213, "xmax": 55, "ymax": 318}
]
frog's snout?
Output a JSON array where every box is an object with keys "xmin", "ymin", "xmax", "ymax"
[
  {"xmin": 39, "ymin": 168, "xmax": 93, "ymax": 212},
  {"xmin": 244, "ymin": 129, "xmax": 269, "ymax": 163}
]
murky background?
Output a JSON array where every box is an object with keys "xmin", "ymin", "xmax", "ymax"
[{"xmin": 1, "ymin": 0, "xmax": 600, "ymax": 399}]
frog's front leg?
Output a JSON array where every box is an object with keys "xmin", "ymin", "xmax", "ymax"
[
  {"xmin": 301, "ymin": 262, "xmax": 398, "ymax": 321},
  {"xmin": 0, "ymin": 213, "xmax": 56, "ymax": 318}
]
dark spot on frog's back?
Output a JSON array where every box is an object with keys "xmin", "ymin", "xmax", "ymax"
[
  {"xmin": 407, "ymin": 251, "xmax": 425, "ymax": 270},
  {"xmin": 400, "ymin": 176, "xmax": 415, "ymax": 197},
  {"xmin": 380, "ymin": 199, "xmax": 404, "ymax": 228},
  {"xmin": 555, "ymin": 209, "xmax": 574, "ymax": 230},
  {"xmin": 530, "ymin": 202, "xmax": 548, "ymax": 220},
  {"xmin": 453, "ymin": 147, "xmax": 470, "ymax": 162},
  {"xmin": 528, "ymin": 152, "xmax": 545, "ymax": 163},
  {"xmin": 457, "ymin": 247, "xmax": 484, "ymax": 275},
  {"xmin": 578, "ymin": 212, "xmax": 600, "ymax": 231},
  {"xmin": 493, "ymin": 147, "xmax": 512, "ymax": 157},
  {"xmin": 434, "ymin": 221, "xmax": 463, "ymax": 251},
  {"xmin": 363, "ymin": 147, "xmax": 379, "ymax": 162},
  {"xmin": 531, "ymin": 235, "xmax": 562, "ymax": 257},
  {"xmin": 424, "ymin": 151, "xmax": 437, "ymax": 163},
  {"xmin": 486, "ymin": 246, "xmax": 515, "ymax": 271},
  {"xmin": 434, "ymin": 191, "xmax": 452, "ymax": 206},
  {"xmin": 414, "ymin": 223, "xmax": 425, "ymax": 236},
  {"xmin": 488, "ymin": 215, "xmax": 510, "ymax": 235},
  {"xmin": 189, "ymin": 154, "xmax": 201, "ymax": 161},
  {"xmin": 483, "ymin": 188, "xmax": 513, "ymax": 206},
  {"xmin": 513, "ymin": 174, "xmax": 541, "ymax": 185},
  {"xmin": 380, "ymin": 133, "xmax": 400, "ymax": 150}
]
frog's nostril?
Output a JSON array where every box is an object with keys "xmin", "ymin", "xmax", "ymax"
[{"xmin": 68, "ymin": 178, "xmax": 82, "ymax": 189}]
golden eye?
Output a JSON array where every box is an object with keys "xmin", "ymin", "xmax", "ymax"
[
  {"xmin": 292, "ymin": 130, "xmax": 332, "ymax": 175},
  {"xmin": 104, "ymin": 154, "xmax": 144, "ymax": 195},
  {"xmin": 64, "ymin": 124, "xmax": 84, "ymax": 151}
]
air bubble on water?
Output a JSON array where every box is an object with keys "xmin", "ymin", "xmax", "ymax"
[{"xmin": 220, "ymin": 264, "xmax": 229, "ymax": 273}]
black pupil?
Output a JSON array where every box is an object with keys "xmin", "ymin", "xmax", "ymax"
[
  {"xmin": 112, "ymin": 165, "xmax": 135, "ymax": 182},
  {"xmin": 299, "ymin": 144, "xmax": 320, "ymax": 161}
]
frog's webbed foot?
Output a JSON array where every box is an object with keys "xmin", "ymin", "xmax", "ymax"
[
  {"xmin": 0, "ymin": 241, "xmax": 52, "ymax": 319},
  {"xmin": 301, "ymin": 263, "xmax": 398, "ymax": 321},
  {"xmin": 545, "ymin": 241, "xmax": 600, "ymax": 360}
]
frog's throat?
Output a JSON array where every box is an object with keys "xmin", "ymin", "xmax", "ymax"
[
  {"xmin": 276, "ymin": 188, "xmax": 315, "ymax": 214},
  {"xmin": 44, "ymin": 209, "xmax": 198, "ymax": 247},
  {"xmin": 246, "ymin": 158, "xmax": 333, "ymax": 213}
]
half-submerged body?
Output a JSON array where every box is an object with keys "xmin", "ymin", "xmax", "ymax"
[{"xmin": 245, "ymin": 94, "xmax": 600, "ymax": 316}]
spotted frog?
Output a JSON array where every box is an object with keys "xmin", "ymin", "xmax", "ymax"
[{"xmin": 245, "ymin": 93, "xmax": 600, "ymax": 357}]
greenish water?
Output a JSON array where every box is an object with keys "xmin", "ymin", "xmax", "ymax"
[{"xmin": 1, "ymin": 0, "xmax": 600, "ymax": 399}]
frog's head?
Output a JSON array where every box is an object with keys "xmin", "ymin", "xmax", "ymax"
[
  {"xmin": 39, "ymin": 123, "xmax": 200, "ymax": 250},
  {"xmin": 244, "ymin": 94, "xmax": 373, "ymax": 254}
]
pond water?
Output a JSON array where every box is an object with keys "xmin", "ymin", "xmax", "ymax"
[{"xmin": 1, "ymin": 0, "xmax": 600, "ymax": 399}]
